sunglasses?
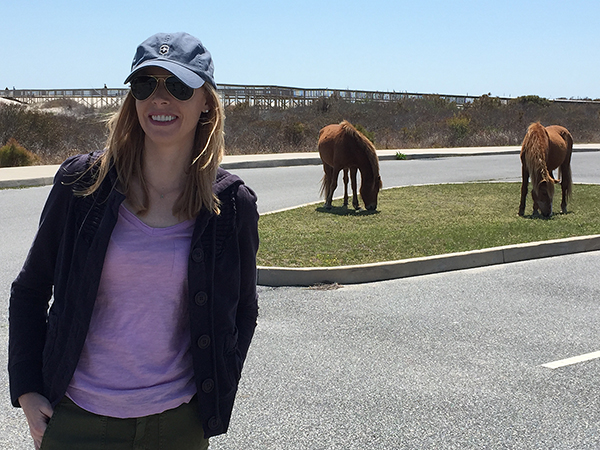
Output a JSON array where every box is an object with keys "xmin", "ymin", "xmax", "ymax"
[{"xmin": 130, "ymin": 75, "xmax": 195, "ymax": 101}]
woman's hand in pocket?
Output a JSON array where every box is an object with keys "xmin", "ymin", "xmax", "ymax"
[{"xmin": 18, "ymin": 392, "xmax": 54, "ymax": 450}]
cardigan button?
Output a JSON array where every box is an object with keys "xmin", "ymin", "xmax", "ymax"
[
  {"xmin": 195, "ymin": 291, "xmax": 208, "ymax": 306},
  {"xmin": 202, "ymin": 378, "xmax": 214, "ymax": 393},
  {"xmin": 208, "ymin": 416, "xmax": 221, "ymax": 430},
  {"xmin": 197, "ymin": 335, "xmax": 211, "ymax": 349},
  {"xmin": 192, "ymin": 248, "xmax": 204, "ymax": 262}
]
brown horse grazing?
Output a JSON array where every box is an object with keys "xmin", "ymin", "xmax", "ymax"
[
  {"xmin": 518, "ymin": 122, "xmax": 573, "ymax": 217},
  {"xmin": 318, "ymin": 120, "xmax": 382, "ymax": 211}
]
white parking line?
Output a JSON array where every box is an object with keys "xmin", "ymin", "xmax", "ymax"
[{"xmin": 542, "ymin": 351, "xmax": 600, "ymax": 369}]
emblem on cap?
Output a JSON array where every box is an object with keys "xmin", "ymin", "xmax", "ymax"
[{"xmin": 159, "ymin": 44, "xmax": 169, "ymax": 55}]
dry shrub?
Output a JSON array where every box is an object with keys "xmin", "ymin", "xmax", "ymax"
[
  {"xmin": 1, "ymin": 94, "xmax": 599, "ymax": 164},
  {"xmin": 0, "ymin": 103, "xmax": 109, "ymax": 164},
  {"xmin": 0, "ymin": 138, "xmax": 39, "ymax": 167},
  {"xmin": 224, "ymin": 94, "xmax": 600, "ymax": 155}
]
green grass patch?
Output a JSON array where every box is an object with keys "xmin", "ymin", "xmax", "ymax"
[{"xmin": 257, "ymin": 183, "xmax": 600, "ymax": 267}]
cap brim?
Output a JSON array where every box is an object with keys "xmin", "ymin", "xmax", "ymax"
[{"xmin": 124, "ymin": 60, "xmax": 205, "ymax": 89}]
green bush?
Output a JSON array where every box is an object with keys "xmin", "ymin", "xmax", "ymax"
[
  {"xmin": 513, "ymin": 95, "xmax": 551, "ymax": 107},
  {"xmin": 284, "ymin": 121, "xmax": 306, "ymax": 145},
  {"xmin": 447, "ymin": 115, "xmax": 471, "ymax": 142},
  {"xmin": 0, "ymin": 138, "xmax": 39, "ymax": 167}
]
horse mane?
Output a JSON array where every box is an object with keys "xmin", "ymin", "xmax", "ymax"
[
  {"xmin": 339, "ymin": 120, "xmax": 380, "ymax": 180},
  {"xmin": 522, "ymin": 122, "xmax": 552, "ymax": 186}
]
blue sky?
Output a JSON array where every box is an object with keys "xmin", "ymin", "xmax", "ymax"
[{"xmin": 4, "ymin": 0, "xmax": 599, "ymax": 99}]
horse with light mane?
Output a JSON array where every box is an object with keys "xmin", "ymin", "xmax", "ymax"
[
  {"xmin": 518, "ymin": 122, "xmax": 573, "ymax": 217},
  {"xmin": 318, "ymin": 120, "xmax": 382, "ymax": 211}
]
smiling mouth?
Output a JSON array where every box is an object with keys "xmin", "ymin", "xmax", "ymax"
[{"xmin": 151, "ymin": 115, "xmax": 177, "ymax": 122}]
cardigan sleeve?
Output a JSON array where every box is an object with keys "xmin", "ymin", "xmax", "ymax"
[
  {"xmin": 8, "ymin": 156, "xmax": 82, "ymax": 406},
  {"xmin": 233, "ymin": 183, "xmax": 260, "ymax": 362}
]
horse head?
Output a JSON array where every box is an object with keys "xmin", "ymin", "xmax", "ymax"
[
  {"xmin": 533, "ymin": 179, "xmax": 555, "ymax": 217},
  {"xmin": 360, "ymin": 175, "xmax": 382, "ymax": 211}
]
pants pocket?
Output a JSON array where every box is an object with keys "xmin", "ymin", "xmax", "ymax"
[
  {"xmin": 159, "ymin": 396, "xmax": 209, "ymax": 450},
  {"xmin": 39, "ymin": 397, "xmax": 107, "ymax": 450},
  {"xmin": 39, "ymin": 397, "xmax": 67, "ymax": 450}
]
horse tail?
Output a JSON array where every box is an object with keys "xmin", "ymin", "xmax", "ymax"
[
  {"xmin": 522, "ymin": 122, "xmax": 551, "ymax": 185},
  {"xmin": 319, "ymin": 173, "xmax": 328, "ymax": 198},
  {"xmin": 560, "ymin": 161, "xmax": 573, "ymax": 201},
  {"xmin": 318, "ymin": 125, "xmax": 335, "ymax": 199},
  {"xmin": 559, "ymin": 129, "xmax": 574, "ymax": 201}
]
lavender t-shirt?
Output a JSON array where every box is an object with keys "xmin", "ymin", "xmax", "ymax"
[{"xmin": 67, "ymin": 204, "xmax": 196, "ymax": 418}]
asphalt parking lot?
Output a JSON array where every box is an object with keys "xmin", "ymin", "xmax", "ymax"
[{"xmin": 208, "ymin": 251, "xmax": 600, "ymax": 449}]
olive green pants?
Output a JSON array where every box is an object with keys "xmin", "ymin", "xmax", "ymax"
[{"xmin": 40, "ymin": 396, "xmax": 209, "ymax": 450}]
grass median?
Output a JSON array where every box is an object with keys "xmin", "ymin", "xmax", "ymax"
[{"xmin": 257, "ymin": 182, "xmax": 600, "ymax": 267}]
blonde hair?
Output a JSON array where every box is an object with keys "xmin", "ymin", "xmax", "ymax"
[{"xmin": 84, "ymin": 84, "xmax": 225, "ymax": 217}]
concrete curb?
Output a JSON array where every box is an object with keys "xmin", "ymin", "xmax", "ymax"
[
  {"xmin": 0, "ymin": 164, "xmax": 60, "ymax": 189},
  {"xmin": 257, "ymin": 234, "xmax": 600, "ymax": 286}
]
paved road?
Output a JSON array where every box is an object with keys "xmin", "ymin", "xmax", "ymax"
[
  {"xmin": 2, "ymin": 152, "xmax": 600, "ymax": 448},
  {"xmin": 234, "ymin": 151, "xmax": 600, "ymax": 213}
]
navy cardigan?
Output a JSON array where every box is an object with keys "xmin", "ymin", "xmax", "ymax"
[{"xmin": 8, "ymin": 152, "xmax": 259, "ymax": 438}]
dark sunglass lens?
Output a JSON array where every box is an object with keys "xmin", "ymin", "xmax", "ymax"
[
  {"xmin": 165, "ymin": 77, "xmax": 194, "ymax": 101},
  {"xmin": 130, "ymin": 76, "xmax": 157, "ymax": 100}
]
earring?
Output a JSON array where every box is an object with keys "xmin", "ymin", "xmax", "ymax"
[{"xmin": 203, "ymin": 109, "xmax": 210, "ymax": 113}]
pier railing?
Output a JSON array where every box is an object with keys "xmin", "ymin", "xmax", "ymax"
[{"xmin": 1, "ymin": 85, "xmax": 597, "ymax": 109}]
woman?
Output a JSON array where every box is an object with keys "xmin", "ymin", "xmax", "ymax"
[{"xmin": 9, "ymin": 32, "xmax": 259, "ymax": 450}]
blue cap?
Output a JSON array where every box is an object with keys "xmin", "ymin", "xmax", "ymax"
[{"xmin": 124, "ymin": 32, "xmax": 217, "ymax": 89}]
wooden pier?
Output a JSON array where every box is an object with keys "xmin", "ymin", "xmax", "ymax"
[{"xmin": 1, "ymin": 85, "xmax": 596, "ymax": 109}]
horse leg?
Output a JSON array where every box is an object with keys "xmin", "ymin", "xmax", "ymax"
[
  {"xmin": 326, "ymin": 167, "xmax": 341, "ymax": 209},
  {"xmin": 518, "ymin": 164, "xmax": 529, "ymax": 216},
  {"xmin": 342, "ymin": 168, "xmax": 349, "ymax": 207},
  {"xmin": 350, "ymin": 167, "xmax": 359, "ymax": 209},
  {"xmin": 560, "ymin": 160, "xmax": 572, "ymax": 214},
  {"xmin": 559, "ymin": 154, "xmax": 573, "ymax": 214},
  {"xmin": 531, "ymin": 183, "xmax": 540, "ymax": 216},
  {"xmin": 531, "ymin": 195, "xmax": 540, "ymax": 216},
  {"xmin": 560, "ymin": 181, "xmax": 567, "ymax": 214},
  {"xmin": 322, "ymin": 164, "xmax": 335, "ymax": 209}
]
